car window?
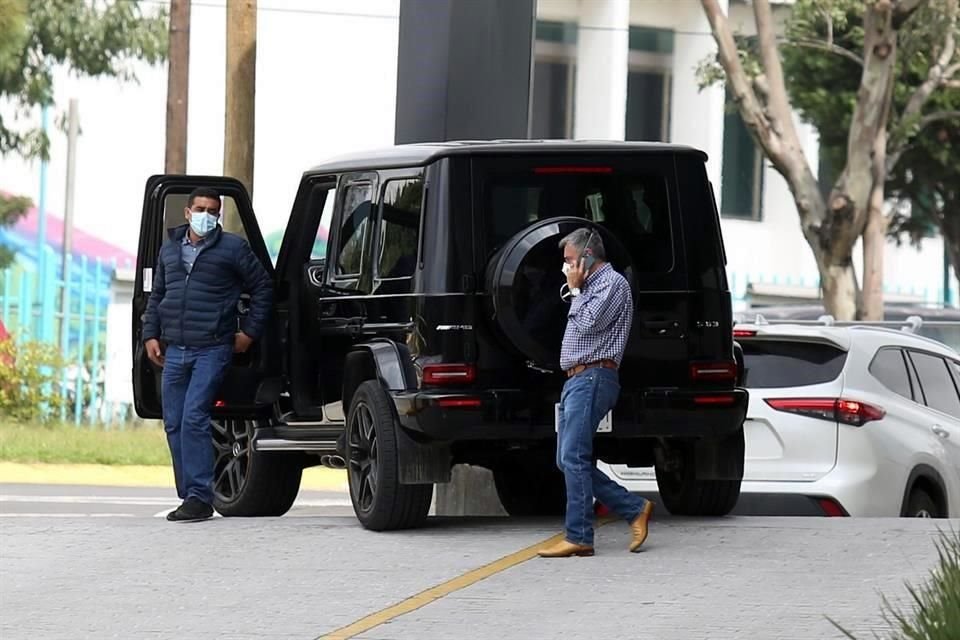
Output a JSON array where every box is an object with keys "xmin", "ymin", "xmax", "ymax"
[
  {"xmin": 311, "ymin": 185, "xmax": 336, "ymax": 261},
  {"xmin": 478, "ymin": 161, "xmax": 674, "ymax": 273},
  {"xmin": 909, "ymin": 351, "xmax": 960, "ymax": 419},
  {"xmin": 336, "ymin": 182, "xmax": 374, "ymax": 277},
  {"xmin": 376, "ymin": 178, "xmax": 422, "ymax": 281},
  {"xmin": 869, "ymin": 348, "xmax": 913, "ymax": 400},
  {"xmin": 741, "ymin": 341, "xmax": 847, "ymax": 388}
]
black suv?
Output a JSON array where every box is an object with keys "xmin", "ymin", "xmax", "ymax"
[{"xmin": 133, "ymin": 141, "xmax": 748, "ymax": 530}]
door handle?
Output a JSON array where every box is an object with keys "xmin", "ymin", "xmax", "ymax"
[{"xmin": 932, "ymin": 425, "xmax": 950, "ymax": 439}]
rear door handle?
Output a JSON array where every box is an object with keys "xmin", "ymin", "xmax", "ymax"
[{"xmin": 932, "ymin": 425, "xmax": 950, "ymax": 439}]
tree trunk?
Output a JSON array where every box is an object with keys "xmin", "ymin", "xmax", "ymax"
[
  {"xmin": 821, "ymin": 262, "xmax": 860, "ymax": 320},
  {"xmin": 861, "ymin": 195, "xmax": 888, "ymax": 320},
  {"xmin": 941, "ymin": 203, "xmax": 960, "ymax": 300}
]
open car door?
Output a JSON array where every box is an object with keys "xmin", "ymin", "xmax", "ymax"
[{"xmin": 132, "ymin": 175, "xmax": 280, "ymax": 419}]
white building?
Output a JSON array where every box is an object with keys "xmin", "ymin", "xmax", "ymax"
[{"xmin": 0, "ymin": 0, "xmax": 951, "ymax": 312}]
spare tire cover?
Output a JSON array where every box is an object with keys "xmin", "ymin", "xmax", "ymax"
[{"xmin": 485, "ymin": 217, "xmax": 635, "ymax": 370}]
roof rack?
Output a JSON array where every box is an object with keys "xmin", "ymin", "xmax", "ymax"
[{"xmin": 734, "ymin": 314, "xmax": 960, "ymax": 334}]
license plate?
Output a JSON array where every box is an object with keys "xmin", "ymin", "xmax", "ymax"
[{"xmin": 555, "ymin": 403, "xmax": 613, "ymax": 433}]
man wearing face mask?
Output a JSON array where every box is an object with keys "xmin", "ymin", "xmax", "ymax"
[
  {"xmin": 538, "ymin": 227, "xmax": 653, "ymax": 557},
  {"xmin": 142, "ymin": 187, "xmax": 272, "ymax": 522}
]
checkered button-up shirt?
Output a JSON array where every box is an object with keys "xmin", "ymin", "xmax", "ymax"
[{"xmin": 560, "ymin": 262, "xmax": 634, "ymax": 371}]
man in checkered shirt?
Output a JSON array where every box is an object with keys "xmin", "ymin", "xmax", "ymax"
[{"xmin": 538, "ymin": 228, "xmax": 654, "ymax": 558}]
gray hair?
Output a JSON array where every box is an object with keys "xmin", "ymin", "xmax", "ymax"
[{"xmin": 558, "ymin": 227, "xmax": 606, "ymax": 260}]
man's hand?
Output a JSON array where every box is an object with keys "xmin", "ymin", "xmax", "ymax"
[
  {"xmin": 234, "ymin": 331, "xmax": 254, "ymax": 353},
  {"xmin": 145, "ymin": 339, "xmax": 165, "ymax": 367},
  {"xmin": 566, "ymin": 258, "xmax": 588, "ymax": 290}
]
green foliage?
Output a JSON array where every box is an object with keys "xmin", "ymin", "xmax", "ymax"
[
  {"xmin": 0, "ymin": 0, "xmax": 168, "ymax": 160},
  {"xmin": 0, "ymin": 337, "xmax": 65, "ymax": 423},
  {"xmin": 831, "ymin": 528, "xmax": 960, "ymax": 639},
  {"xmin": 698, "ymin": 0, "xmax": 960, "ymax": 256},
  {"xmin": 0, "ymin": 192, "xmax": 31, "ymax": 268}
]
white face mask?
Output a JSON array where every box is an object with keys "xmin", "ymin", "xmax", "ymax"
[
  {"xmin": 189, "ymin": 211, "xmax": 218, "ymax": 236},
  {"xmin": 561, "ymin": 262, "xmax": 572, "ymax": 276}
]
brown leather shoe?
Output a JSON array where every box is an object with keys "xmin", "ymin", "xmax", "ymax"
[
  {"xmin": 629, "ymin": 501, "xmax": 655, "ymax": 552},
  {"xmin": 537, "ymin": 539, "xmax": 595, "ymax": 558}
]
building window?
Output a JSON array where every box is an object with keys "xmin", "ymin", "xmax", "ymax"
[
  {"xmin": 625, "ymin": 27, "xmax": 673, "ymax": 142},
  {"xmin": 721, "ymin": 98, "xmax": 764, "ymax": 220},
  {"xmin": 531, "ymin": 20, "xmax": 576, "ymax": 139}
]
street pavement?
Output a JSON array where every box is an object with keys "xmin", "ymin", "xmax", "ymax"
[{"xmin": 1, "ymin": 483, "xmax": 955, "ymax": 639}]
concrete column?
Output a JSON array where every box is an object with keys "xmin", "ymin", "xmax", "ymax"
[
  {"xmin": 669, "ymin": 0, "xmax": 728, "ymax": 188},
  {"xmin": 573, "ymin": 0, "xmax": 630, "ymax": 140}
]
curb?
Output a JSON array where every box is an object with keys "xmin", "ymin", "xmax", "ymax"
[{"xmin": 0, "ymin": 462, "xmax": 347, "ymax": 492}]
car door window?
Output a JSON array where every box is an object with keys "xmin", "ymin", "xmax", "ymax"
[
  {"xmin": 376, "ymin": 178, "xmax": 422, "ymax": 285},
  {"xmin": 335, "ymin": 182, "xmax": 374, "ymax": 278},
  {"xmin": 909, "ymin": 351, "xmax": 960, "ymax": 419},
  {"xmin": 869, "ymin": 348, "xmax": 914, "ymax": 400}
]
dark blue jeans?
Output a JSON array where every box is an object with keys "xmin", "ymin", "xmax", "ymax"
[
  {"xmin": 557, "ymin": 367, "xmax": 647, "ymax": 545},
  {"xmin": 161, "ymin": 343, "xmax": 233, "ymax": 505}
]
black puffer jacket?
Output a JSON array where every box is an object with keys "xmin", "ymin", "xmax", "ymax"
[{"xmin": 142, "ymin": 224, "xmax": 272, "ymax": 348}]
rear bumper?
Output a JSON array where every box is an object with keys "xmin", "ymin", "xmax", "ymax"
[
  {"xmin": 393, "ymin": 387, "xmax": 748, "ymax": 441},
  {"xmin": 600, "ymin": 455, "xmax": 892, "ymax": 517}
]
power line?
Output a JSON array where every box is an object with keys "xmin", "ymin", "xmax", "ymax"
[
  {"xmin": 130, "ymin": 0, "xmax": 399, "ymax": 20},
  {"xmin": 123, "ymin": 0, "xmax": 718, "ymax": 35}
]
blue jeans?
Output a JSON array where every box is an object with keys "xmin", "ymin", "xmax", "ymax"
[
  {"xmin": 161, "ymin": 343, "xmax": 233, "ymax": 504},
  {"xmin": 557, "ymin": 367, "xmax": 647, "ymax": 545}
]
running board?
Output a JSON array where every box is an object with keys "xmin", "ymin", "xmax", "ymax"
[{"xmin": 254, "ymin": 438, "xmax": 339, "ymax": 452}]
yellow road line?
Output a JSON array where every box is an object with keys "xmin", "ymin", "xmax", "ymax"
[
  {"xmin": 317, "ymin": 517, "xmax": 616, "ymax": 640},
  {"xmin": 317, "ymin": 532, "xmax": 565, "ymax": 640}
]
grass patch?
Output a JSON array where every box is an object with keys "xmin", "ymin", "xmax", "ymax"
[
  {"xmin": 831, "ymin": 527, "xmax": 960, "ymax": 639},
  {"xmin": 0, "ymin": 421, "xmax": 170, "ymax": 466}
]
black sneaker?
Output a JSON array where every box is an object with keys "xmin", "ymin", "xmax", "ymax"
[{"xmin": 166, "ymin": 498, "xmax": 214, "ymax": 522}]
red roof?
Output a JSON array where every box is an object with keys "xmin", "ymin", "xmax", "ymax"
[{"xmin": 11, "ymin": 202, "xmax": 136, "ymax": 266}]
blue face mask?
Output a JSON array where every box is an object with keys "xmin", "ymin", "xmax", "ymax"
[{"xmin": 189, "ymin": 211, "xmax": 218, "ymax": 237}]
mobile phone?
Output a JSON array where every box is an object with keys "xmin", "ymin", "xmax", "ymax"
[{"xmin": 580, "ymin": 230, "xmax": 596, "ymax": 270}]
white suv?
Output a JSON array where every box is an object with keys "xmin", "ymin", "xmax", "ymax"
[{"xmin": 601, "ymin": 320, "xmax": 960, "ymax": 517}]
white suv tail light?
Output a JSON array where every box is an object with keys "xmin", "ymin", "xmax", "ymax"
[{"xmin": 764, "ymin": 397, "xmax": 885, "ymax": 427}]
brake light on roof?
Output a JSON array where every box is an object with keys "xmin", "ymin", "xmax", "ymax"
[
  {"xmin": 690, "ymin": 361, "xmax": 738, "ymax": 382},
  {"xmin": 532, "ymin": 166, "xmax": 613, "ymax": 174},
  {"xmin": 422, "ymin": 363, "xmax": 476, "ymax": 386},
  {"xmin": 764, "ymin": 398, "xmax": 885, "ymax": 426}
]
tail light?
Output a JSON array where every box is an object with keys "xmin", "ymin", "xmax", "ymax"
[
  {"xmin": 765, "ymin": 398, "xmax": 885, "ymax": 426},
  {"xmin": 817, "ymin": 497, "xmax": 849, "ymax": 517},
  {"xmin": 436, "ymin": 397, "xmax": 482, "ymax": 409},
  {"xmin": 422, "ymin": 363, "xmax": 476, "ymax": 386},
  {"xmin": 694, "ymin": 395, "xmax": 736, "ymax": 406},
  {"xmin": 690, "ymin": 361, "xmax": 738, "ymax": 382},
  {"xmin": 733, "ymin": 328, "xmax": 757, "ymax": 338}
]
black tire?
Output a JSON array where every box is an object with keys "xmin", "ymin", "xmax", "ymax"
[
  {"xmin": 346, "ymin": 380, "xmax": 433, "ymax": 531},
  {"xmin": 655, "ymin": 436, "xmax": 742, "ymax": 517},
  {"xmin": 211, "ymin": 418, "xmax": 302, "ymax": 517},
  {"xmin": 906, "ymin": 488, "xmax": 940, "ymax": 518},
  {"xmin": 493, "ymin": 460, "xmax": 566, "ymax": 517}
]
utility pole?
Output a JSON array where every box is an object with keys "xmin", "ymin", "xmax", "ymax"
[
  {"xmin": 223, "ymin": 0, "xmax": 256, "ymax": 234},
  {"xmin": 60, "ymin": 98, "xmax": 79, "ymax": 353},
  {"xmin": 165, "ymin": 0, "xmax": 191, "ymax": 174}
]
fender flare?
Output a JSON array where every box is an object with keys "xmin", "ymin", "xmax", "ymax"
[{"xmin": 900, "ymin": 464, "xmax": 949, "ymax": 517}]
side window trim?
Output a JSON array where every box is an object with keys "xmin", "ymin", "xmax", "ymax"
[
  {"xmin": 868, "ymin": 347, "xmax": 914, "ymax": 402},
  {"xmin": 330, "ymin": 172, "xmax": 378, "ymax": 282},
  {"xmin": 904, "ymin": 351, "xmax": 928, "ymax": 406},
  {"xmin": 373, "ymin": 174, "xmax": 425, "ymax": 283},
  {"xmin": 899, "ymin": 349, "xmax": 918, "ymax": 402},
  {"xmin": 946, "ymin": 358, "xmax": 960, "ymax": 407}
]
